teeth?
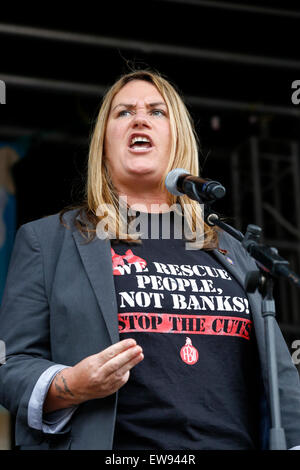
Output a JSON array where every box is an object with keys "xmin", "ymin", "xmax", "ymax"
[{"xmin": 131, "ymin": 136, "xmax": 151, "ymax": 145}]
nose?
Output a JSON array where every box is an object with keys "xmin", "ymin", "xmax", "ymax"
[{"xmin": 131, "ymin": 110, "xmax": 151, "ymax": 128}]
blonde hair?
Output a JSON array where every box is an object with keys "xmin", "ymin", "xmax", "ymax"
[{"xmin": 61, "ymin": 69, "xmax": 218, "ymax": 249}]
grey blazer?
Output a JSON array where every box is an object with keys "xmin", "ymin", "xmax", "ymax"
[{"xmin": 0, "ymin": 209, "xmax": 300, "ymax": 450}]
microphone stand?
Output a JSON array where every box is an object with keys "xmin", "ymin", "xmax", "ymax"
[{"xmin": 197, "ymin": 197, "xmax": 300, "ymax": 450}]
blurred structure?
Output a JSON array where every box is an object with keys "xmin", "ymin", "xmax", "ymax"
[{"xmin": 230, "ymin": 136, "xmax": 300, "ymax": 371}]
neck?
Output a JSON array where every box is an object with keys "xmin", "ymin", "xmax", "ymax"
[{"xmin": 118, "ymin": 190, "xmax": 170, "ymax": 213}]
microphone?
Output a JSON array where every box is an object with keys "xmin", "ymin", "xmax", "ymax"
[{"xmin": 165, "ymin": 168, "xmax": 226, "ymax": 202}]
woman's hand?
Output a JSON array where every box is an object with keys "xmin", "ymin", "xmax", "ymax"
[{"xmin": 43, "ymin": 339, "xmax": 143, "ymax": 413}]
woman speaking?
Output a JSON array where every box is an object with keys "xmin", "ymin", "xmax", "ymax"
[{"xmin": 0, "ymin": 70, "xmax": 300, "ymax": 450}]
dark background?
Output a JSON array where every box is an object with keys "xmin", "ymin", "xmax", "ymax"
[{"xmin": 1, "ymin": 1, "xmax": 300, "ymax": 352}]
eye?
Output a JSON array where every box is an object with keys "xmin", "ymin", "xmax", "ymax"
[
  {"xmin": 117, "ymin": 109, "xmax": 132, "ymax": 117},
  {"xmin": 151, "ymin": 109, "xmax": 166, "ymax": 117}
]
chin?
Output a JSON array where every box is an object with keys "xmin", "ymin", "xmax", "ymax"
[
  {"xmin": 125, "ymin": 168, "xmax": 162, "ymax": 187},
  {"xmin": 128, "ymin": 165, "xmax": 155, "ymax": 175}
]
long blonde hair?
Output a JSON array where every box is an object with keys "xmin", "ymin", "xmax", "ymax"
[{"xmin": 61, "ymin": 69, "xmax": 218, "ymax": 249}]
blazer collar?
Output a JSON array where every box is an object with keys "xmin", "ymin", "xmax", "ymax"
[
  {"xmin": 72, "ymin": 212, "xmax": 119, "ymax": 344},
  {"xmin": 212, "ymin": 234, "xmax": 245, "ymax": 290}
]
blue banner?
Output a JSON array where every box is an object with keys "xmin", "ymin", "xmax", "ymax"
[{"xmin": 0, "ymin": 137, "xmax": 31, "ymax": 304}]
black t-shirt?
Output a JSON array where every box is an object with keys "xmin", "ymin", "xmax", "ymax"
[{"xmin": 112, "ymin": 212, "xmax": 261, "ymax": 450}]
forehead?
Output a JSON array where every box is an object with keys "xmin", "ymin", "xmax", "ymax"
[{"xmin": 111, "ymin": 80, "xmax": 165, "ymax": 106}]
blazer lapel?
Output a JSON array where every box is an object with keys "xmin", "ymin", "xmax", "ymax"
[
  {"xmin": 212, "ymin": 232, "xmax": 267, "ymax": 362},
  {"xmin": 212, "ymin": 234, "xmax": 264, "ymax": 325},
  {"xmin": 72, "ymin": 226, "xmax": 119, "ymax": 345},
  {"xmin": 212, "ymin": 246, "xmax": 245, "ymax": 289}
]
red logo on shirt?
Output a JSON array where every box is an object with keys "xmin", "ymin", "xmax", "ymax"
[
  {"xmin": 111, "ymin": 248, "xmax": 147, "ymax": 275},
  {"xmin": 180, "ymin": 337, "xmax": 199, "ymax": 365}
]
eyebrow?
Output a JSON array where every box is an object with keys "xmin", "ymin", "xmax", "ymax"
[{"xmin": 111, "ymin": 101, "xmax": 167, "ymax": 112}]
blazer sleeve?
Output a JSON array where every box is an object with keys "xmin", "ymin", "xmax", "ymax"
[
  {"xmin": 275, "ymin": 320, "xmax": 300, "ymax": 449},
  {"xmin": 0, "ymin": 223, "xmax": 62, "ymax": 432},
  {"xmin": 28, "ymin": 365, "xmax": 77, "ymax": 433}
]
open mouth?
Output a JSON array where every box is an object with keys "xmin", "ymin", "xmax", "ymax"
[{"xmin": 128, "ymin": 135, "xmax": 153, "ymax": 151}]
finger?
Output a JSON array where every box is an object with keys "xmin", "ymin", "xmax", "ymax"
[
  {"xmin": 110, "ymin": 370, "xmax": 131, "ymax": 393},
  {"xmin": 109, "ymin": 351, "xmax": 144, "ymax": 382},
  {"xmin": 101, "ymin": 345, "xmax": 143, "ymax": 377},
  {"xmin": 97, "ymin": 338, "xmax": 137, "ymax": 366}
]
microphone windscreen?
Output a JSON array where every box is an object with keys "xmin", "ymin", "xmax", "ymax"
[{"xmin": 165, "ymin": 168, "xmax": 189, "ymax": 196}]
